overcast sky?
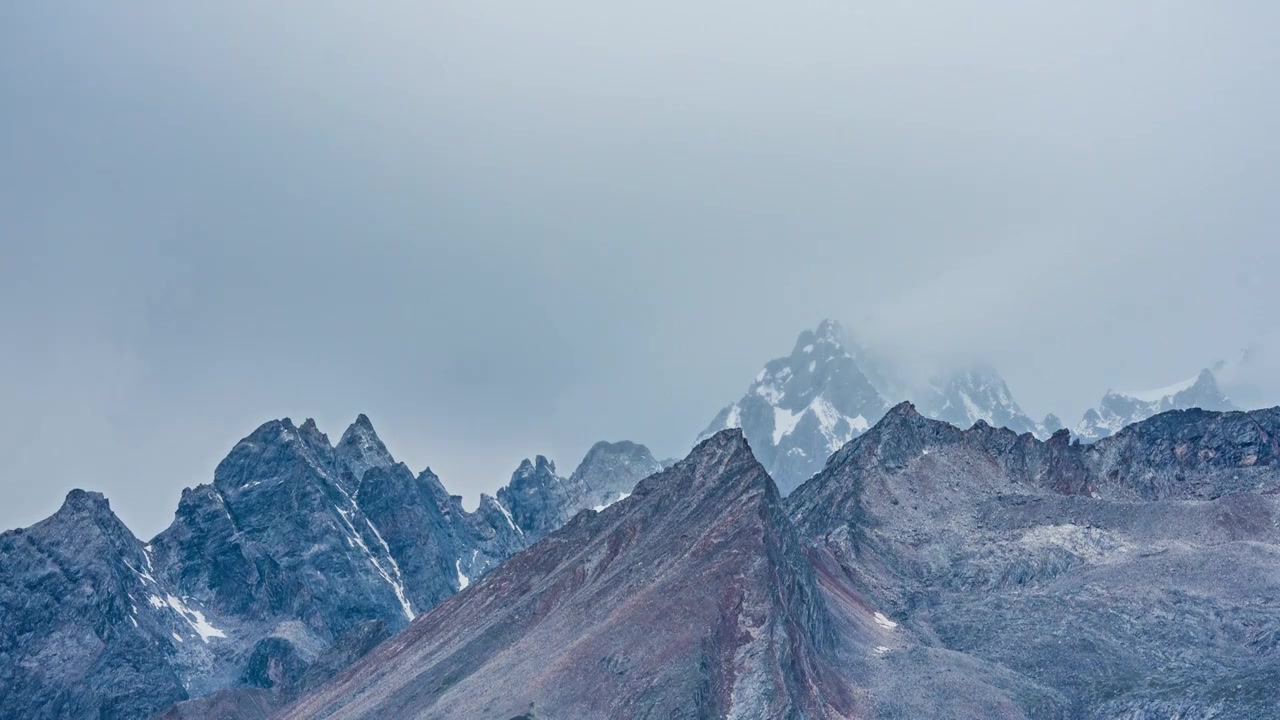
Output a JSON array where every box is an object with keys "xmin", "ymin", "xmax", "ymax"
[{"xmin": 3, "ymin": 2, "xmax": 1278, "ymax": 537}]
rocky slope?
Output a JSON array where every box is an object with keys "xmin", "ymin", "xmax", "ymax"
[
  {"xmin": 0, "ymin": 416, "xmax": 662, "ymax": 720},
  {"xmin": 281, "ymin": 430, "xmax": 860, "ymax": 720},
  {"xmin": 789, "ymin": 402, "xmax": 1280, "ymax": 718},
  {"xmin": 284, "ymin": 427, "xmax": 1109, "ymax": 720},
  {"xmin": 1074, "ymin": 367, "xmax": 1237, "ymax": 441},
  {"xmin": 0, "ymin": 490, "xmax": 190, "ymax": 720}
]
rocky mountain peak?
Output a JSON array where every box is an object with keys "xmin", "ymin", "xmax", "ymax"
[
  {"xmin": 577, "ymin": 439, "xmax": 650, "ymax": 466},
  {"xmin": 701, "ymin": 321, "xmax": 889, "ymax": 495},
  {"xmin": 496, "ymin": 455, "xmax": 576, "ymax": 542},
  {"xmin": 918, "ymin": 365, "xmax": 1041, "ymax": 437},
  {"xmin": 514, "ymin": 455, "xmax": 557, "ymax": 477},
  {"xmin": 569, "ymin": 440, "xmax": 662, "ymax": 511},
  {"xmin": 57, "ymin": 487, "xmax": 114, "ymax": 516},
  {"xmin": 335, "ymin": 414, "xmax": 395, "ymax": 484},
  {"xmin": 792, "ymin": 317, "xmax": 848, "ymax": 355},
  {"xmin": 692, "ymin": 427, "xmax": 764, "ymax": 480},
  {"xmin": 1075, "ymin": 366, "xmax": 1237, "ymax": 441},
  {"xmin": 214, "ymin": 418, "xmax": 328, "ymax": 491},
  {"xmin": 42, "ymin": 489, "xmax": 141, "ymax": 558}
]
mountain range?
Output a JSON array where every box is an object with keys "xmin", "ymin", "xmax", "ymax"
[
  {"xmin": 702, "ymin": 320, "xmax": 1243, "ymax": 493},
  {"xmin": 286, "ymin": 403, "xmax": 1280, "ymax": 719},
  {"xmin": 0, "ymin": 416, "xmax": 661, "ymax": 720},
  {"xmin": 3, "ymin": 322, "xmax": 1274, "ymax": 719},
  {"xmin": 1073, "ymin": 367, "xmax": 1237, "ymax": 441}
]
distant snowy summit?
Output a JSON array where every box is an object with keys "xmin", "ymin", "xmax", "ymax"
[
  {"xmin": 701, "ymin": 319, "xmax": 1244, "ymax": 493},
  {"xmin": 1074, "ymin": 368, "xmax": 1235, "ymax": 441},
  {"xmin": 699, "ymin": 320, "xmax": 887, "ymax": 494},
  {"xmin": 700, "ymin": 320, "xmax": 1057, "ymax": 493},
  {"xmin": 916, "ymin": 365, "xmax": 1057, "ymax": 439}
]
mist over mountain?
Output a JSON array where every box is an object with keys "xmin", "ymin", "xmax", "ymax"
[
  {"xmin": 699, "ymin": 319, "xmax": 1269, "ymax": 493},
  {"xmin": 5, "ymin": 3, "xmax": 1280, "ymax": 717},
  {"xmin": 8, "ymin": 392, "xmax": 1280, "ymax": 718}
]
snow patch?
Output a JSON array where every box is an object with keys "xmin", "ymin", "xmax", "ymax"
[
  {"xmin": 493, "ymin": 498, "xmax": 520, "ymax": 534},
  {"xmin": 873, "ymin": 612, "xmax": 898, "ymax": 630},
  {"xmin": 875, "ymin": 645, "xmax": 890, "ymax": 654},
  {"xmin": 773, "ymin": 406, "xmax": 804, "ymax": 445},
  {"xmin": 756, "ymin": 383, "xmax": 784, "ymax": 404},
  {"xmin": 456, "ymin": 559, "xmax": 470, "ymax": 591},
  {"xmin": 161, "ymin": 594, "xmax": 227, "ymax": 643},
  {"xmin": 959, "ymin": 391, "xmax": 993, "ymax": 425},
  {"xmin": 334, "ymin": 502, "xmax": 415, "ymax": 621},
  {"xmin": 724, "ymin": 404, "xmax": 742, "ymax": 430},
  {"xmin": 770, "ymin": 396, "xmax": 871, "ymax": 451}
]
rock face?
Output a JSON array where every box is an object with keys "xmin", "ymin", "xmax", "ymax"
[
  {"xmin": 281, "ymin": 430, "xmax": 860, "ymax": 720},
  {"xmin": 12, "ymin": 399, "xmax": 1280, "ymax": 719},
  {"xmin": 0, "ymin": 416, "xmax": 663, "ymax": 720},
  {"xmin": 0, "ymin": 491, "xmax": 188, "ymax": 720},
  {"xmin": 1074, "ymin": 367, "xmax": 1236, "ymax": 441},
  {"xmin": 494, "ymin": 442, "xmax": 664, "ymax": 545},
  {"xmin": 700, "ymin": 320, "xmax": 889, "ymax": 495},
  {"xmin": 789, "ymin": 402, "xmax": 1280, "ymax": 718},
  {"xmin": 570, "ymin": 440, "xmax": 661, "ymax": 511},
  {"xmin": 287, "ymin": 424, "xmax": 1131, "ymax": 720}
]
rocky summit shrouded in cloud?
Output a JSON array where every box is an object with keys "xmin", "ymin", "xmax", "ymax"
[
  {"xmin": 701, "ymin": 319, "xmax": 1268, "ymax": 496},
  {"xmin": 700, "ymin": 320, "xmax": 1061, "ymax": 494},
  {"xmin": 699, "ymin": 320, "xmax": 888, "ymax": 494},
  {"xmin": 1074, "ymin": 367, "xmax": 1237, "ymax": 441}
]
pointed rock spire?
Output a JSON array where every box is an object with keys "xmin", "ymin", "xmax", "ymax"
[{"xmin": 336, "ymin": 413, "xmax": 396, "ymax": 485}]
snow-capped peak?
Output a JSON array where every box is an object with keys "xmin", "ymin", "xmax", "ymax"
[
  {"xmin": 917, "ymin": 366, "xmax": 1043, "ymax": 437},
  {"xmin": 1074, "ymin": 368, "xmax": 1235, "ymax": 441},
  {"xmin": 700, "ymin": 320, "xmax": 887, "ymax": 494}
]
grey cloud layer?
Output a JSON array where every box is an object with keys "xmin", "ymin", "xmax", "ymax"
[{"xmin": 2, "ymin": 1, "xmax": 1278, "ymax": 535}]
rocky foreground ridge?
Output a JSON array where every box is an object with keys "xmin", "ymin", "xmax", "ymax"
[{"xmin": 286, "ymin": 404, "xmax": 1280, "ymax": 720}]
